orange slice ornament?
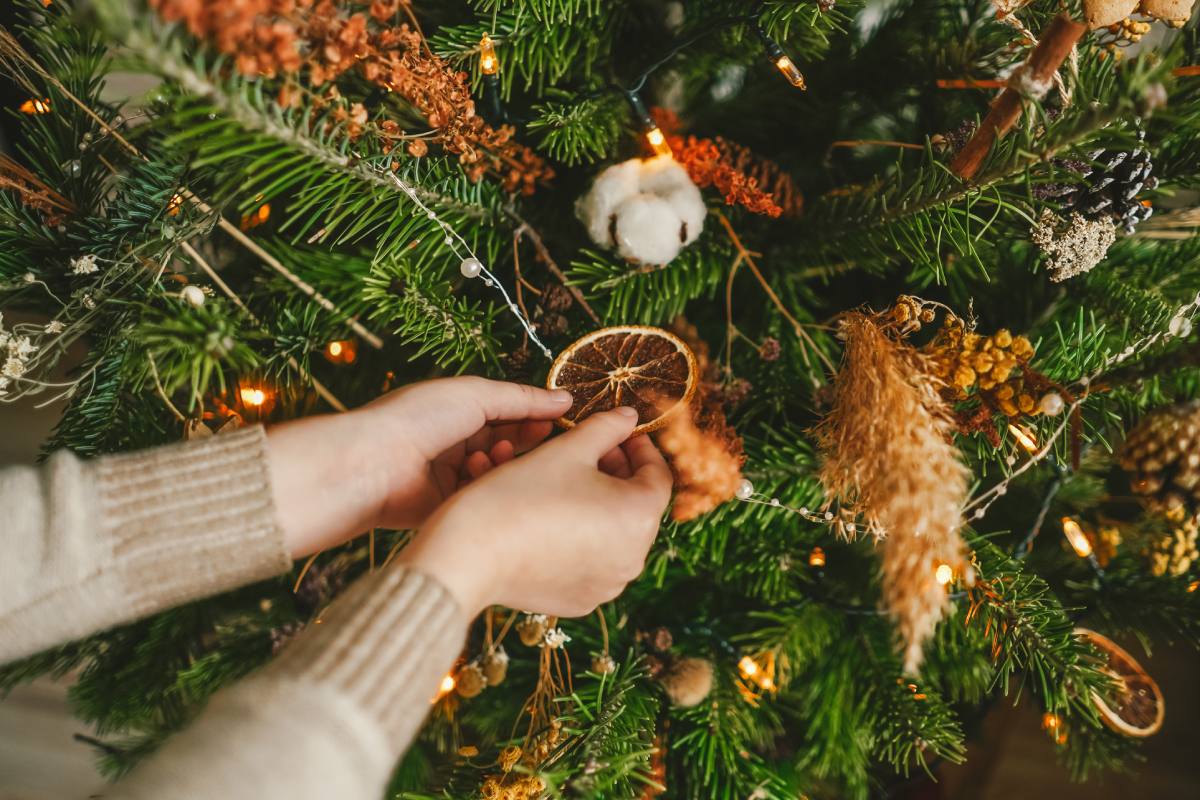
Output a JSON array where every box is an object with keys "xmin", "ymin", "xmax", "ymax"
[
  {"xmin": 1074, "ymin": 627, "xmax": 1164, "ymax": 737},
  {"xmin": 546, "ymin": 325, "xmax": 698, "ymax": 435}
]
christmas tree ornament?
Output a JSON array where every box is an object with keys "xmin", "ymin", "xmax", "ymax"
[
  {"xmin": 1047, "ymin": 138, "xmax": 1158, "ymax": 234},
  {"xmin": 814, "ymin": 304, "xmax": 970, "ymax": 673},
  {"xmin": 575, "ymin": 155, "xmax": 706, "ymax": 266},
  {"xmin": 455, "ymin": 662, "xmax": 487, "ymax": 698},
  {"xmin": 459, "ymin": 257, "xmax": 483, "ymax": 279},
  {"xmin": 180, "ymin": 284, "xmax": 206, "ymax": 307},
  {"xmin": 1074, "ymin": 628, "xmax": 1164, "ymax": 737},
  {"xmin": 1119, "ymin": 401, "xmax": 1200, "ymax": 515},
  {"xmin": 1039, "ymin": 391, "xmax": 1065, "ymax": 416},
  {"xmin": 1139, "ymin": 0, "xmax": 1196, "ymax": 25},
  {"xmin": 1084, "ymin": 0, "xmax": 1140, "ymax": 28},
  {"xmin": 656, "ymin": 656, "xmax": 714, "ymax": 707},
  {"xmin": 1148, "ymin": 515, "xmax": 1198, "ymax": 576},
  {"xmin": 516, "ymin": 614, "xmax": 549, "ymax": 647},
  {"xmin": 591, "ymin": 653, "xmax": 616, "ymax": 675},
  {"xmin": 1030, "ymin": 210, "xmax": 1118, "ymax": 283},
  {"xmin": 546, "ymin": 325, "xmax": 698, "ymax": 435},
  {"xmin": 481, "ymin": 647, "xmax": 509, "ymax": 686}
]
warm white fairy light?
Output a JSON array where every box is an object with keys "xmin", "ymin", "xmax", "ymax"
[
  {"xmin": 935, "ymin": 563, "xmax": 954, "ymax": 585},
  {"xmin": 1060, "ymin": 517, "xmax": 1092, "ymax": 558},
  {"xmin": 382, "ymin": 170, "xmax": 552, "ymax": 359}
]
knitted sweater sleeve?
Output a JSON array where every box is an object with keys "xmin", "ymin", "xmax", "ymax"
[{"xmin": 0, "ymin": 427, "xmax": 468, "ymax": 799}]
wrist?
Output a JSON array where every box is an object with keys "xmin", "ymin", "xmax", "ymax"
[{"xmin": 395, "ymin": 504, "xmax": 492, "ymax": 618}]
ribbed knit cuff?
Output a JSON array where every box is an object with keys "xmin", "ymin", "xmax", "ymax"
[
  {"xmin": 94, "ymin": 425, "xmax": 291, "ymax": 618},
  {"xmin": 270, "ymin": 565, "xmax": 467, "ymax": 743}
]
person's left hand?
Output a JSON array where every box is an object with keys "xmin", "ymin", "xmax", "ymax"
[{"xmin": 266, "ymin": 377, "xmax": 573, "ymax": 557}]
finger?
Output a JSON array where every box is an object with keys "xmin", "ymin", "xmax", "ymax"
[
  {"xmin": 623, "ymin": 435, "xmax": 673, "ymax": 505},
  {"xmin": 465, "ymin": 425, "xmax": 494, "ymax": 455},
  {"xmin": 489, "ymin": 439, "xmax": 515, "ymax": 465},
  {"xmin": 551, "ymin": 407, "xmax": 639, "ymax": 462},
  {"xmin": 514, "ymin": 420, "xmax": 554, "ymax": 454},
  {"xmin": 598, "ymin": 446, "xmax": 632, "ymax": 478},
  {"xmin": 465, "ymin": 450, "xmax": 494, "ymax": 480}
]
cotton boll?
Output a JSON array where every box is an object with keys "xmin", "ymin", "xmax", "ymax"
[
  {"xmin": 664, "ymin": 186, "xmax": 705, "ymax": 245},
  {"xmin": 637, "ymin": 154, "xmax": 691, "ymax": 194},
  {"xmin": 576, "ymin": 159, "xmax": 643, "ymax": 246},
  {"xmin": 613, "ymin": 194, "xmax": 684, "ymax": 265}
]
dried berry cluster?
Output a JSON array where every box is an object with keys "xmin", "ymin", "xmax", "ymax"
[
  {"xmin": 653, "ymin": 108, "xmax": 802, "ymax": 218},
  {"xmin": 150, "ymin": 0, "xmax": 551, "ymax": 193}
]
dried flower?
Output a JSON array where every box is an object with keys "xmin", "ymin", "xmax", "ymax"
[
  {"xmin": 1030, "ymin": 209, "xmax": 1117, "ymax": 282},
  {"xmin": 659, "ymin": 407, "xmax": 744, "ymax": 522},
  {"xmin": 70, "ymin": 254, "xmax": 99, "ymax": 275},
  {"xmin": 814, "ymin": 309, "xmax": 969, "ymax": 673}
]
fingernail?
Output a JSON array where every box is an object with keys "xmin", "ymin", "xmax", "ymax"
[
  {"xmin": 614, "ymin": 406, "xmax": 638, "ymax": 418},
  {"xmin": 551, "ymin": 389, "xmax": 573, "ymax": 403}
]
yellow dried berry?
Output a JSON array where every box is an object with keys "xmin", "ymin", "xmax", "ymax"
[
  {"xmin": 919, "ymin": 308, "xmax": 936, "ymax": 323},
  {"xmin": 1012, "ymin": 336, "xmax": 1034, "ymax": 359},
  {"xmin": 500, "ymin": 745, "xmax": 523, "ymax": 772},
  {"xmin": 993, "ymin": 329, "xmax": 1013, "ymax": 348},
  {"xmin": 1018, "ymin": 394, "xmax": 1036, "ymax": 414},
  {"xmin": 954, "ymin": 365, "xmax": 976, "ymax": 389},
  {"xmin": 998, "ymin": 397, "xmax": 1018, "ymax": 416},
  {"xmin": 961, "ymin": 332, "xmax": 980, "ymax": 351},
  {"xmin": 972, "ymin": 351, "xmax": 995, "ymax": 373},
  {"xmin": 994, "ymin": 384, "xmax": 1015, "ymax": 400},
  {"xmin": 992, "ymin": 364, "xmax": 1013, "ymax": 383}
]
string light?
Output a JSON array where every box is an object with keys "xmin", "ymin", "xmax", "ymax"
[
  {"xmin": 756, "ymin": 27, "xmax": 806, "ymax": 90},
  {"xmin": 808, "ymin": 546, "xmax": 826, "ymax": 568},
  {"xmin": 626, "ymin": 92, "xmax": 672, "ymax": 158},
  {"xmin": 166, "ymin": 193, "xmax": 183, "ymax": 216},
  {"xmin": 1188, "ymin": 580, "xmax": 1198, "ymax": 593},
  {"xmin": 323, "ymin": 339, "xmax": 357, "ymax": 365},
  {"xmin": 935, "ymin": 563, "xmax": 954, "ymax": 585},
  {"xmin": 1008, "ymin": 423, "xmax": 1038, "ymax": 452},
  {"xmin": 478, "ymin": 33, "xmax": 499, "ymax": 76},
  {"xmin": 1061, "ymin": 517, "xmax": 1093, "ymax": 558},
  {"xmin": 737, "ymin": 654, "xmax": 776, "ymax": 693},
  {"xmin": 434, "ymin": 672, "xmax": 457, "ymax": 701},
  {"xmin": 19, "ymin": 97, "xmax": 51, "ymax": 114},
  {"xmin": 240, "ymin": 387, "xmax": 267, "ymax": 407},
  {"xmin": 239, "ymin": 202, "xmax": 271, "ymax": 231}
]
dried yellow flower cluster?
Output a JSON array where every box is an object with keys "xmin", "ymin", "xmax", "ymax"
[
  {"xmin": 926, "ymin": 317, "xmax": 1037, "ymax": 418},
  {"xmin": 1149, "ymin": 516, "xmax": 1198, "ymax": 577},
  {"xmin": 1090, "ymin": 525, "xmax": 1123, "ymax": 568},
  {"xmin": 480, "ymin": 744, "xmax": 550, "ymax": 800}
]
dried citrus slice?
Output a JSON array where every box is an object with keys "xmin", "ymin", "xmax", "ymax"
[
  {"xmin": 546, "ymin": 325, "xmax": 698, "ymax": 435},
  {"xmin": 1074, "ymin": 627, "xmax": 1164, "ymax": 737}
]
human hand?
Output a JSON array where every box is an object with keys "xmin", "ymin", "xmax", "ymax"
[
  {"xmin": 266, "ymin": 377, "xmax": 573, "ymax": 557},
  {"xmin": 396, "ymin": 407, "xmax": 673, "ymax": 618}
]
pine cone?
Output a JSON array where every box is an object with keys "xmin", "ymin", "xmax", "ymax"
[
  {"xmin": 542, "ymin": 283, "xmax": 574, "ymax": 312},
  {"xmin": 1049, "ymin": 137, "xmax": 1158, "ymax": 234},
  {"xmin": 1119, "ymin": 401, "xmax": 1200, "ymax": 515}
]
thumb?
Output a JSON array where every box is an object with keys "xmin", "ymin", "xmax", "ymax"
[{"xmin": 553, "ymin": 407, "xmax": 639, "ymax": 462}]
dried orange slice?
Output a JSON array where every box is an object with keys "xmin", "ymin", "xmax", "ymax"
[
  {"xmin": 546, "ymin": 325, "xmax": 698, "ymax": 435},
  {"xmin": 1074, "ymin": 627, "xmax": 1164, "ymax": 737}
]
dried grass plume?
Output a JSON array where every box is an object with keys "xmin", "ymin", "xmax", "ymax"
[{"xmin": 814, "ymin": 307, "xmax": 970, "ymax": 673}]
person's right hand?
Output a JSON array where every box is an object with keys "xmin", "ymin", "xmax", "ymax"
[{"xmin": 397, "ymin": 407, "xmax": 673, "ymax": 618}]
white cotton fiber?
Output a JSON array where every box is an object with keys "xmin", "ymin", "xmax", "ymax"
[{"xmin": 575, "ymin": 154, "xmax": 707, "ymax": 265}]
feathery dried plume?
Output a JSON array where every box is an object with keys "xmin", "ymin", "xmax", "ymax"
[{"xmin": 814, "ymin": 308, "xmax": 969, "ymax": 673}]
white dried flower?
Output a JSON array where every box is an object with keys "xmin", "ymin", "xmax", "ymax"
[
  {"xmin": 44, "ymin": 320, "xmax": 65, "ymax": 334},
  {"xmin": 81, "ymin": 293, "xmax": 96, "ymax": 310},
  {"xmin": 543, "ymin": 628, "xmax": 572, "ymax": 649},
  {"xmin": 3, "ymin": 356, "xmax": 27, "ymax": 379},
  {"xmin": 1030, "ymin": 210, "xmax": 1117, "ymax": 282},
  {"xmin": 70, "ymin": 254, "xmax": 99, "ymax": 275},
  {"xmin": 22, "ymin": 272, "xmax": 35, "ymax": 284},
  {"xmin": 8, "ymin": 336, "xmax": 35, "ymax": 358}
]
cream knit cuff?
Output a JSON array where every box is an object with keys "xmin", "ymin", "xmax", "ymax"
[
  {"xmin": 95, "ymin": 425, "xmax": 292, "ymax": 618},
  {"xmin": 269, "ymin": 565, "xmax": 467, "ymax": 744}
]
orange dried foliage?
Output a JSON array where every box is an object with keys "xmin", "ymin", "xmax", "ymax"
[
  {"xmin": 150, "ymin": 0, "xmax": 551, "ymax": 194},
  {"xmin": 0, "ymin": 155, "xmax": 74, "ymax": 226},
  {"xmin": 651, "ymin": 108, "xmax": 802, "ymax": 218}
]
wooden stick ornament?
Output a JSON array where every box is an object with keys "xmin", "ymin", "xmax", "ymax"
[{"xmin": 950, "ymin": 15, "xmax": 1086, "ymax": 180}]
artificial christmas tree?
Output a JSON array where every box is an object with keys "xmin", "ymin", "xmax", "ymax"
[{"xmin": 2, "ymin": 0, "xmax": 1200, "ymax": 798}]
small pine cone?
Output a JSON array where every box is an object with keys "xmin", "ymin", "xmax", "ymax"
[
  {"xmin": 539, "ymin": 313, "xmax": 569, "ymax": 336},
  {"xmin": 455, "ymin": 663, "xmax": 487, "ymax": 698},
  {"xmin": 542, "ymin": 284, "xmax": 574, "ymax": 312},
  {"xmin": 294, "ymin": 560, "xmax": 346, "ymax": 615},
  {"xmin": 481, "ymin": 647, "xmax": 509, "ymax": 686},
  {"xmin": 1119, "ymin": 401, "xmax": 1200, "ymax": 515},
  {"xmin": 656, "ymin": 657, "xmax": 714, "ymax": 707},
  {"xmin": 501, "ymin": 347, "xmax": 532, "ymax": 378},
  {"xmin": 516, "ymin": 613, "xmax": 549, "ymax": 646},
  {"xmin": 1056, "ymin": 138, "xmax": 1158, "ymax": 234},
  {"xmin": 758, "ymin": 337, "xmax": 781, "ymax": 361}
]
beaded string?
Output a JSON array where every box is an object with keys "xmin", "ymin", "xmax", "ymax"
[{"xmin": 382, "ymin": 169, "xmax": 553, "ymax": 360}]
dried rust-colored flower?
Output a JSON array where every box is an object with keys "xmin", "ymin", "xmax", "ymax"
[
  {"xmin": 652, "ymin": 108, "xmax": 802, "ymax": 218},
  {"xmin": 813, "ymin": 308, "xmax": 969, "ymax": 673}
]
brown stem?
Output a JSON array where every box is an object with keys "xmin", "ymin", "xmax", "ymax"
[{"xmin": 507, "ymin": 206, "xmax": 602, "ymax": 324}]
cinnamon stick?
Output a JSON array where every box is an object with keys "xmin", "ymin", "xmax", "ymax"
[{"xmin": 950, "ymin": 15, "xmax": 1086, "ymax": 180}]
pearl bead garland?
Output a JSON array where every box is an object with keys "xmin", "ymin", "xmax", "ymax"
[
  {"xmin": 1038, "ymin": 391, "xmax": 1064, "ymax": 417},
  {"xmin": 180, "ymin": 285, "xmax": 206, "ymax": 307},
  {"xmin": 460, "ymin": 257, "xmax": 483, "ymax": 279}
]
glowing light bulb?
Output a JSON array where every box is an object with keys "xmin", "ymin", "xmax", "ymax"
[
  {"xmin": 20, "ymin": 97, "xmax": 51, "ymax": 114},
  {"xmin": 808, "ymin": 546, "xmax": 826, "ymax": 568},
  {"xmin": 738, "ymin": 656, "xmax": 759, "ymax": 677},
  {"xmin": 479, "ymin": 34, "xmax": 499, "ymax": 76},
  {"xmin": 1189, "ymin": 580, "xmax": 1199, "ymax": 593},
  {"xmin": 1061, "ymin": 517, "xmax": 1092, "ymax": 558},
  {"xmin": 440, "ymin": 674, "xmax": 456, "ymax": 693},
  {"xmin": 773, "ymin": 55, "xmax": 806, "ymax": 89},
  {"xmin": 1008, "ymin": 423, "xmax": 1038, "ymax": 452},
  {"xmin": 240, "ymin": 387, "xmax": 267, "ymax": 407},
  {"xmin": 328, "ymin": 342, "xmax": 342, "ymax": 357},
  {"xmin": 644, "ymin": 126, "xmax": 672, "ymax": 157},
  {"xmin": 1042, "ymin": 712, "xmax": 1060, "ymax": 730},
  {"xmin": 167, "ymin": 193, "xmax": 183, "ymax": 216},
  {"xmin": 935, "ymin": 563, "xmax": 954, "ymax": 585}
]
